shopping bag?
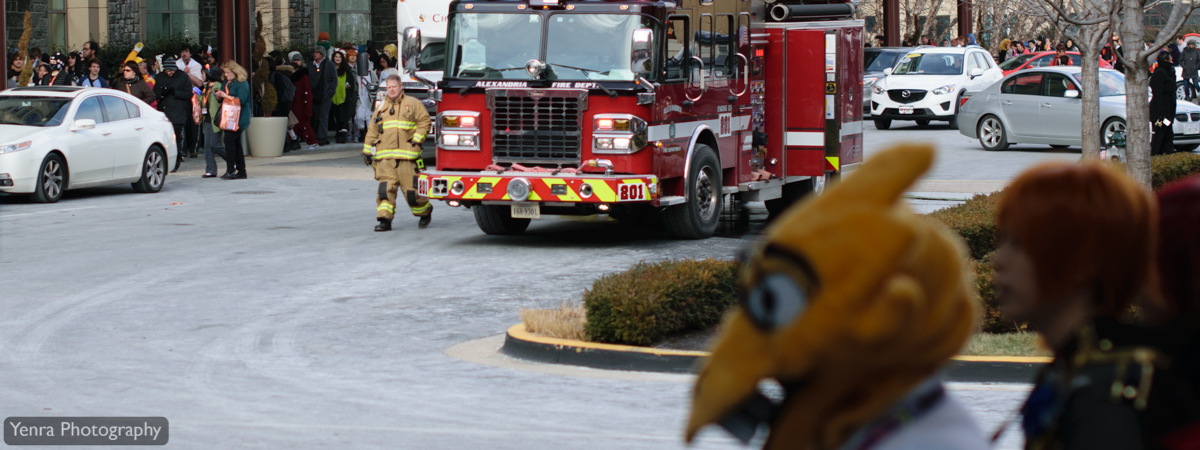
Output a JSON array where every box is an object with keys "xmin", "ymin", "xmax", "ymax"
[
  {"xmin": 220, "ymin": 97, "xmax": 241, "ymax": 132},
  {"xmin": 287, "ymin": 110, "xmax": 299, "ymax": 128},
  {"xmin": 191, "ymin": 94, "xmax": 203, "ymax": 125}
]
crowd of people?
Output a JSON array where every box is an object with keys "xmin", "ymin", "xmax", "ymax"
[{"xmin": 3, "ymin": 32, "xmax": 405, "ymax": 178}]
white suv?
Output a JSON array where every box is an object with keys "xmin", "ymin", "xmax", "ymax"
[{"xmin": 870, "ymin": 46, "xmax": 1004, "ymax": 129}]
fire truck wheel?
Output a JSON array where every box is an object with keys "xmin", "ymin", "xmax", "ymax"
[
  {"xmin": 664, "ymin": 145, "xmax": 721, "ymax": 239},
  {"xmin": 873, "ymin": 118, "xmax": 892, "ymax": 130},
  {"xmin": 473, "ymin": 205, "xmax": 532, "ymax": 235}
]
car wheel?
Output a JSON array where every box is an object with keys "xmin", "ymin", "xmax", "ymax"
[
  {"xmin": 915, "ymin": 119, "xmax": 930, "ymax": 127},
  {"xmin": 31, "ymin": 153, "xmax": 67, "ymax": 203},
  {"xmin": 664, "ymin": 144, "xmax": 721, "ymax": 239},
  {"xmin": 132, "ymin": 147, "xmax": 167, "ymax": 193},
  {"xmin": 1178, "ymin": 81, "xmax": 1188, "ymax": 100},
  {"xmin": 1176, "ymin": 144, "xmax": 1199, "ymax": 152},
  {"xmin": 1102, "ymin": 118, "xmax": 1127, "ymax": 147},
  {"xmin": 873, "ymin": 118, "xmax": 892, "ymax": 130},
  {"xmin": 978, "ymin": 115, "xmax": 1010, "ymax": 151},
  {"xmin": 1049, "ymin": 144, "xmax": 1070, "ymax": 149}
]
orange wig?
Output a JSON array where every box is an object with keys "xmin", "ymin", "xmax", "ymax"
[{"xmin": 997, "ymin": 162, "xmax": 1157, "ymax": 316}]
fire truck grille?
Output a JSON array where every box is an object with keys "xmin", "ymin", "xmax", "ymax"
[
  {"xmin": 488, "ymin": 89, "xmax": 587, "ymax": 164},
  {"xmin": 888, "ymin": 89, "xmax": 927, "ymax": 104}
]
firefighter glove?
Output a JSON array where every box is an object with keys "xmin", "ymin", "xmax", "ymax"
[{"xmin": 364, "ymin": 154, "xmax": 373, "ymax": 166}]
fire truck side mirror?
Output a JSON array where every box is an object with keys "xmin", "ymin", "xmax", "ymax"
[
  {"xmin": 631, "ymin": 28, "xmax": 655, "ymax": 77},
  {"xmin": 402, "ymin": 27, "xmax": 422, "ymax": 72}
]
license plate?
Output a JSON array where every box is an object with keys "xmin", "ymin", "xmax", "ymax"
[
  {"xmin": 617, "ymin": 183, "xmax": 647, "ymax": 202},
  {"xmin": 1187, "ymin": 123, "xmax": 1200, "ymax": 135},
  {"xmin": 511, "ymin": 202, "xmax": 540, "ymax": 219},
  {"xmin": 899, "ymin": 105, "xmax": 914, "ymax": 114}
]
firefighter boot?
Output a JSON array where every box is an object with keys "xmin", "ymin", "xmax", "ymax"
[
  {"xmin": 418, "ymin": 214, "xmax": 431, "ymax": 229},
  {"xmin": 375, "ymin": 218, "xmax": 392, "ymax": 232}
]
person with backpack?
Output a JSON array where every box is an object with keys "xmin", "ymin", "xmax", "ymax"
[
  {"xmin": 1182, "ymin": 40, "xmax": 1200, "ymax": 102},
  {"xmin": 267, "ymin": 59, "xmax": 294, "ymax": 117}
]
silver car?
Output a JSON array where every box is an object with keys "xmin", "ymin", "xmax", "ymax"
[{"xmin": 958, "ymin": 66, "xmax": 1200, "ymax": 151}]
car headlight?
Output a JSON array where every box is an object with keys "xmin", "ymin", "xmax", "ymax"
[
  {"xmin": 864, "ymin": 77, "xmax": 878, "ymax": 88},
  {"xmin": 0, "ymin": 141, "xmax": 32, "ymax": 155},
  {"xmin": 872, "ymin": 84, "xmax": 885, "ymax": 95},
  {"xmin": 932, "ymin": 84, "xmax": 957, "ymax": 95}
]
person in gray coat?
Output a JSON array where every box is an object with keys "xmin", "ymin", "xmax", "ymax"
[
  {"xmin": 1181, "ymin": 40, "xmax": 1200, "ymax": 101},
  {"xmin": 309, "ymin": 45, "xmax": 337, "ymax": 146}
]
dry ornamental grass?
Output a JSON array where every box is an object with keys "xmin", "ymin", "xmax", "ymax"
[{"xmin": 520, "ymin": 302, "xmax": 587, "ymax": 341}]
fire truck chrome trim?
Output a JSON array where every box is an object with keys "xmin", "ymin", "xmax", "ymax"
[
  {"xmin": 507, "ymin": 178, "xmax": 533, "ymax": 202},
  {"xmin": 592, "ymin": 114, "xmax": 648, "ymax": 155}
]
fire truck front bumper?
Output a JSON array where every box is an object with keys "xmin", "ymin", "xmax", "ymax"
[{"xmin": 418, "ymin": 172, "xmax": 662, "ymax": 206}]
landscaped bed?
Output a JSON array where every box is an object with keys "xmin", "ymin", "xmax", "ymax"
[{"xmin": 518, "ymin": 153, "xmax": 1200, "ymax": 359}]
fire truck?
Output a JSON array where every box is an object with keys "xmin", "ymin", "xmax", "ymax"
[{"xmin": 402, "ymin": 0, "xmax": 863, "ymax": 238}]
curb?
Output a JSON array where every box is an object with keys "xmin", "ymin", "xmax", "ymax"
[{"xmin": 502, "ymin": 324, "xmax": 1049, "ymax": 383}]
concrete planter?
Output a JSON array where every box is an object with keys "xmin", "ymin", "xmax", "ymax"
[{"xmin": 248, "ymin": 117, "xmax": 287, "ymax": 157}]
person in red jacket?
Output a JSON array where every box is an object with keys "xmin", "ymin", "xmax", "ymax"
[{"xmin": 288, "ymin": 52, "xmax": 318, "ymax": 151}]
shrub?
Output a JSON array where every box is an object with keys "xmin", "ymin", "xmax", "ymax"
[
  {"xmin": 969, "ymin": 253, "xmax": 1023, "ymax": 334},
  {"xmin": 97, "ymin": 34, "xmax": 195, "ymax": 80},
  {"xmin": 928, "ymin": 191, "xmax": 1004, "ymax": 260},
  {"xmin": 584, "ymin": 259, "xmax": 742, "ymax": 346},
  {"xmin": 1151, "ymin": 153, "xmax": 1200, "ymax": 190}
]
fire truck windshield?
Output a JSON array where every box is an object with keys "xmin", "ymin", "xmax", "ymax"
[{"xmin": 448, "ymin": 13, "xmax": 653, "ymax": 81}]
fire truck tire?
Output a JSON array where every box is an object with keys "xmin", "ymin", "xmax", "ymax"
[
  {"xmin": 664, "ymin": 145, "xmax": 721, "ymax": 239},
  {"xmin": 873, "ymin": 118, "xmax": 892, "ymax": 130},
  {"xmin": 764, "ymin": 177, "xmax": 815, "ymax": 219},
  {"xmin": 473, "ymin": 205, "xmax": 531, "ymax": 235}
]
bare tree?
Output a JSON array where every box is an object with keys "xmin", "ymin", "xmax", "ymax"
[
  {"xmin": 1019, "ymin": 0, "xmax": 1117, "ymax": 160},
  {"xmin": 1114, "ymin": 0, "xmax": 1200, "ymax": 186}
]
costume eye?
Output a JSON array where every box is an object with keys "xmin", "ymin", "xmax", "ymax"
[{"xmin": 744, "ymin": 273, "xmax": 808, "ymax": 331}]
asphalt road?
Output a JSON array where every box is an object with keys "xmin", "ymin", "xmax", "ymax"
[{"xmin": 0, "ymin": 124, "xmax": 1069, "ymax": 448}]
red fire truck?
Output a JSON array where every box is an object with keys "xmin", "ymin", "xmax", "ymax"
[{"xmin": 403, "ymin": 0, "xmax": 863, "ymax": 238}]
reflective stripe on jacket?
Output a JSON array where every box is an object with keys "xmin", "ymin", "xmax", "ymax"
[{"xmin": 362, "ymin": 93, "xmax": 431, "ymax": 160}]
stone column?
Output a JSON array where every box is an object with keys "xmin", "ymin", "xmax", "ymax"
[
  {"xmin": 199, "ymin": 0, "xmax": 217, "ymax": 48},
  {"xmin": 371, "ymin": 0, "xmax": 396, "ymax": 46},
  {"xmin": 288, "ymin": 0, "xmax": 312, "ymax": 45},
  {"xmin": 106, "ymin": 0, "xmax": 140, "ymax": 46}
]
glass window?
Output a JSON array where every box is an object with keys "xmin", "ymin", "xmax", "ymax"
[
  {"xmin": 147, "ymin": 0, "xmax": 199, "ymax": 42},
  {"xmin": 447, "ymin": 13, "xmax": 542, "ymax": 79},
  {"xmin": 973, "ymin": 53, "xmax": 991, "ymax": 69},
  {"xmin": 1072, "ymin": 71, "xmax": 1126, "ymax": 96},
  {"xmin": 48, "ymin": 0, "xmax": 66, "ymax": 51},
  {"xmin": 1002, "ymin": 73, "xmax": 1043, "ymax": 95},
  {"xmin": 319, "ymin": 0, "xmax": 371, "ymax": 44},
  {"xmin": 1044, "ymin": 74, "xmax": 1078, "ymax": 97},
  {"xmin": 74, "ymin": 97, "xmax": 104, "ymax": 124},
  {"xmin": 998, "ymin": 53, "xmax": 1036, "ymax": 71},
  {"xmin": 100, "ymin": 96, "xmax": 130, "ymax": 122},
  {"xmin": 665, "ymin": 16, "xmax": 690, "ymax": 80},
  {"xmin": 545, "ymin": 14, "xmax": 656, "ymax": 81},
  {"xmin": 125, "ymin": 99, "xmax": 141, "ymax": 118},
  {"xmin": 892, "ymin": 53, "xmax": 964, "ymax": 75},
  {"xmin": 1029, "ymin": 55, "xmax": 1053, "ymax": 68},
  {"xmin": 0, "ymin": 96, "xmax": 72, "ymax": 127},
  {"xmin": 967, "ymin": 53, "xmax": 981, "ymax": 71}
]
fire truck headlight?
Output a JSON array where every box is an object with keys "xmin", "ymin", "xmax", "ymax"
[
  {"xmin": 451, "ymin": 180, "xmax": 466, "ymax": 196},
  {"xmin": 460, "ymin": 116, "xmax": 477, "ymax": 128},
  {"xmin": 507, "ymin": 178, "xmax": 532, "ymax": 202},
  {"xmin": 596, "ymin": 138, "xmax": 614, "ymax": 150},
  {"xmin": 932, "ymin": 84, "xmax": 956, "ymax": 95},
  {"xmin": 460, "ymin": 135, "xmax": 477, "ymax": 147},
  {"xmin": 596, "ymin": 119, "xmax": 614, "ymax": 131},
  {"xmin": 443, "ymin": 134, "xmax": 461, "ymax": 146},
  {"xmin": 872, "ymin": 84, "xmax": 885, "ymax": 95},
  {"xmin": 613, "ymin": 138, "xmax": 631, "ymax": 150}
]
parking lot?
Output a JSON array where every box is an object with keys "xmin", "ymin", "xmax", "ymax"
[{"xmin": 0, "ymin": 123, "xmax": 1089, "ymax": 448}]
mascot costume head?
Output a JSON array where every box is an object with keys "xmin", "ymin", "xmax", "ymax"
[{"xmin": 686, "ymin": 144, "xmax": 977, "ymax": 449}]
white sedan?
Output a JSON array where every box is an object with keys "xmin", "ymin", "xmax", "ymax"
[{"xmin": 0, "ymin": 86, "xmax": 177, "ymax": 203}]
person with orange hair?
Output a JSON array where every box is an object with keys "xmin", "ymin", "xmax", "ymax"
[{"xmin": 993, "ymin": 162, "xmax": 1199, "ymax": 449}]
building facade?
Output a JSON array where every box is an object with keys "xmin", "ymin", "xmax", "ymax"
[{"xmin": 5, "ymin": 0, "xmax": 398, "ymax": 55}]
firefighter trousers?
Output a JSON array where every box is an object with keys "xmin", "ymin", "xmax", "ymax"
[{"xmin": 374, "ymin": 158, "xmax": 430, "ymax": 221}]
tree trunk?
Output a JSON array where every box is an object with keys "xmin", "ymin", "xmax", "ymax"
[
  {"xmin": 1079, "ymin": 28, "xmax": 1106, "ymax": 160},
  {"xmin": 1122, "ymin": 4, "xmax": 1153, "ymax": 187}
]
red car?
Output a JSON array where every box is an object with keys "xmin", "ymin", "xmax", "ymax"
[{"xmin": 999, "ymin": 51, "xmax": 1113, "ymax": 75}]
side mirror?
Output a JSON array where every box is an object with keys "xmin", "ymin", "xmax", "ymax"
[
  {"xmin": 969, "ymin": 68, "xmax": 984, "ymax": 77},
  {"xmin": 401, "ymin": 27, "xmax": 422, "ymax": 72},
  {"xmin": 1065, "ymin": 89, "xmax": 1080, "ymax": 98},
  {"xmin": 884, "ymin": 68, "xmax": 893, "ymax": 76},
  {"xmin": 71, "ymin": 119, "xmax": 96, "ymax": 131},
  {"xmin": 631, "ymin": 28, "xmax": 654, "ymax": 77}
]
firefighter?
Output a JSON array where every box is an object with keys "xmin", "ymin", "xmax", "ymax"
[{"xmin": 363, "ymin": 74, "xmax": 432, "ymax": 231}]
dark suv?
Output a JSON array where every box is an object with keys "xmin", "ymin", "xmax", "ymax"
[{"xmin": 863, "ymin": 47, "xmax": 912, "ymax": 116}]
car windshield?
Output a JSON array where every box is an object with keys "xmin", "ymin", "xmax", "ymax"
[
  {"xmin": 447, "ymin": 13, "xmax": 651, "ymax": 81},
  {"xmin": 1071, "ymin": 71, "xmax": 1126, "ymax": 96},
  {"xmin": 998, "ymin": 53, "xmax": 1036, "ymax": 70},
  {"xmin": 892, "ymin": 53, "xmax": 964, "ymax": 75},
  {"xmin": 0, "ymin": 96, "xmax": 72, "ymax": 127},
  {"xmin": 865, "ymin": 50, "xmax": 903, "ymax": 72}
]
